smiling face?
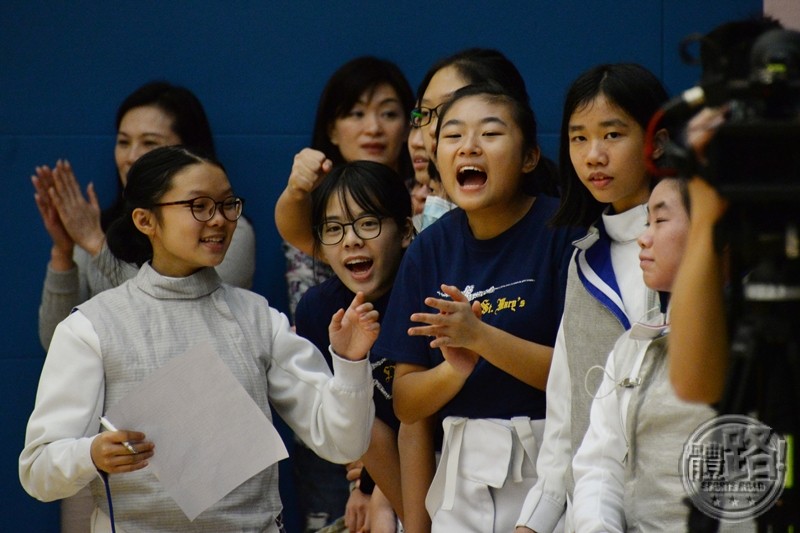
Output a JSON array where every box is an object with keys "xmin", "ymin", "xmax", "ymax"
[
  {"xmin": 329, "ymin": 83, "xmax": 407, "ymax": 169},
  {"xmin": 637, "ymin": 179, "xmax": 690, "ymax": 292},
  {"xmin": 318, "ymin": 190, "xmax": 411, "ymax": 301},
  {"xmin": 568, "ymin": 94, "xmax": 651, "ymax": 214},
  {"xmin": 435, "ymin": 94, "xmax": 538, "ymax": 236},
  {"xmin": 115, "ymin": 105, "xmax": 182, "ymax": 185},
  {"xmin": 135, "ymin": 162, "xmax": 237, "ymax": 278}
]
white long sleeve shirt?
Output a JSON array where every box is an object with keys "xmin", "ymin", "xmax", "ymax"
[
  {"xmin": 21, "ymin": 264, "xmax": 373, "ymax": 532},
  {"xmin": 516, "ymin": 205, "xmax": 652, "ymax": 531},
  {"xmin": 572, "ymin": 319, "xmax": 718, "ymax": 532}
]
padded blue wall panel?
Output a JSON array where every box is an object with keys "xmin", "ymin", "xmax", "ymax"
[
  {"xmin": 1, "ymin": 358, "xmax": 60, "ymax": 528},
  {"xmin": 1, "ymin": 1, "xmax": 762, "ymax": 530}
]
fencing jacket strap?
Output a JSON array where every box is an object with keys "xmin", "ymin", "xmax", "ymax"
[{"xmin": 575, "ymin": 222, "xmax": 630, "ymax": 331}]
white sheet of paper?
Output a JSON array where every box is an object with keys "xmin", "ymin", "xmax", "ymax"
[{"xmin": 104, "ymin": 342, "xmax": 288, "ymax": 521}]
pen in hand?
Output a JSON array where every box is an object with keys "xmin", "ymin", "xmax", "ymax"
[{"xmin": 99, "ymin": 416, "xmax": 138, "ymax": 454}]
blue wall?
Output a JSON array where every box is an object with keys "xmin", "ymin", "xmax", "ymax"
[{"xmin": 1, "ymin": 1, "xmax": 761, "ymax": 530}]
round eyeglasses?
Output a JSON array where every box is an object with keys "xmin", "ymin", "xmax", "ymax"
[
  {"xmin": 151, "ymin": 196, "xmax": 244, "ymax": 222},
  {"xmin": 409, "ymin": 103, "xmax": 446, "ymax": 128},
  {"xmin": 316, "ymin": 215, "xmax": 384, "ymax": 245}
]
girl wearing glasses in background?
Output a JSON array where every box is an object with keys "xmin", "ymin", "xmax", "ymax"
[
  {"xmin": 408, "ymin": 105, "xmax": 456, "ymax": 233},
  {"xmin": 295, "ymin": 160, "xmax": 414, "ymax": 532},
  {"xmin": 20, "ymin": 146, "xmax": 377, "ymax": 533}
]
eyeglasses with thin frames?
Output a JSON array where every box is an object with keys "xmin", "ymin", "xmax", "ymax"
[
  {"xmin": 316, "ymin": 215, "xmax": 384, "ymax": 245},
  {"xmin": 409, "ymin": 103, "xmax": 446, "ymax": 128},
  {"xmin": 151, "ymin": 196, "xmax": 245, "ymax": 222}
]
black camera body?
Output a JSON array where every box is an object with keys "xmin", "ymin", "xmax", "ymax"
[
  {"xmin": 707, "ymin": 118, "xmax": 800, "ymax": 203},
  {"xmin": 702, "ymin": 28, "xmax": 800, "ymax": 202},
  {"xmin": 676, "ymin": 23, "xmax": 800, "ymax": 532}
]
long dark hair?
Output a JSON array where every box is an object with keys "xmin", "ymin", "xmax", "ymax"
[
  {"xmin": 106, "ymin": 146, "xmax": 224, "ymax": 267},
  {"xmin": 310, "ymin": 56, "xmax": 414, "ymax": 176},
  {"xmin": 551, "ymin": 63, "xmax": 668, "ymax": 227},
  {"xmin": 310, "ymin": 160, "xmax": 411, "ymax": 258},
  {"xmin": 101, "ymin": 81, "xmax": 215, "ymax": 230}
]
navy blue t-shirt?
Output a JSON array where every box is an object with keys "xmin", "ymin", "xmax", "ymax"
[
  {"xmin": 372, "ymin": 196, "xmax": 579, "ymax": 421},
  {"xmin": 295, "ymin": 276, "xmax": 398, "ymax": 431}
]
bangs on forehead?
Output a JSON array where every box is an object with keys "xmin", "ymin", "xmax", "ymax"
[
  {"xmin": 440, "ymin": 92, "xmax": 514, "ymax": 124},
  {"xmin": 329, "ymin": 178, "xmax": 387, "ymax": 220}
]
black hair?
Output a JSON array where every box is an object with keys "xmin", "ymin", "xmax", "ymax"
[
  {"xmin": 106, "ymin": 145, "xmax": 224, "ymax": 267},
  {"xmin": 551, "ymin": 63, "xmax": 669, "ymax": 227},
  {"xmin": 310, "ymin": 56, "xmax": 414, "ymax": 174},
  {"xmin": 102, "ymin": 81, "xmax": 216, "ymax": 230},
  {"xmin": 433, "ymin": 82, "xmax": 553, "ymax": 196},
  {"xmin": 310, "ymin": 160, "xmax": 412, "ymax": 256},
  {"xmin": 661, "ymin": 175, "xmax": 691, "ymax": 215},
  {"xmin": 415, "ymin": 48, "xmax": 559, "ymax": 195},
  {"xmin": 115, "ymin": 81, "xmax": 215, "ymax": 158},
  {"xmin": 416, "ymin": 48, "xmax": 530, "ymax": 106}
]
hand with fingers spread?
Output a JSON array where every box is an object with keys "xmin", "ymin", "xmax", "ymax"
[
  {"xmin": 32, "ymin": 164, "xmax": 75, "ymax": 269},
  {"xmin": 47, "ymin": 160, "xmax": 105, "ymax": 256},
  {"xmin": 286, "ymin": 148, "xmax": 333, "ymax": 199},
  {"xmin": 408, "ymin": 284, "xmax": 483, "ymax": 376},
  {"xmin": 329, "ymin": 291, "xmax": 380, "ymax": 361},
  {"xmin": 90, "ymin": 428, "xmax": 155, "ymax": 475}
]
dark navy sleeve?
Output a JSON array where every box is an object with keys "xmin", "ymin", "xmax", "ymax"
[
  {"xmin": 372, "ymin": 238, "xmax": 433, "ymax": 368},
  {"xmin": 294, "ymin": 285, "xmax": 334, "ymax": 370},
  {"xmin": 552, "ymin": 226, "xmax": 582, "ymax": 321}
]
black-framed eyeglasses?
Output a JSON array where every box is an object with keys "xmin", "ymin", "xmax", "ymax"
[
  {"xmin": 316, "ymin": 215, "xmax": 384, "ymax": 245},
  {"xmin": 410, "ymin": 103, "xmax": 445, "ymax": 128},
  {"xmin": 151, "ymin": 196, "xmax": 244, "ymax": 222}
]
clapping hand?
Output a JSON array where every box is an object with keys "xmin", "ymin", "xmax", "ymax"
[
  {"xmin": 408, "ymin": 284, "xmax": 482, "ymax": 376},
  {"xmin": 48, "ymin": 160, "xmax": 104, "ymax": 255},
  {"xmin": 32, "ymin": 164, "xmax": 74, "ymax": 257},
  {"xmin": 32, "ymin": 160, "xmax": 104, "ymax": 256}
]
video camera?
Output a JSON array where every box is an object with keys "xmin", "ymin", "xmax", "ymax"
[
  {"xmin": 697, "ymin": 26, "xmax": 800, "ymax": 202},
  {"xmin": 648, "ymin": 21, "xmax": 800, "ymax": 305},
  {"xmin": 659, "ymin": 20, "xmax": 800, "ymax": 532},
  {"xmin": 646, "ymin": 20, "xmax": 800, "ymax": 201}
]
